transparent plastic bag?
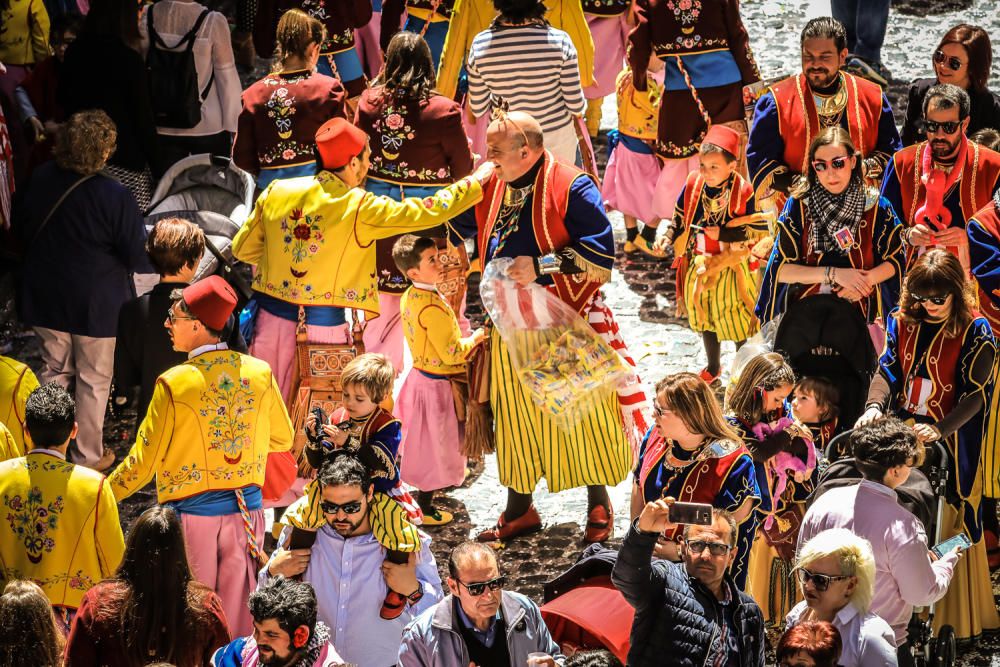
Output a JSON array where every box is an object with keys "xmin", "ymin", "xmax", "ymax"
[{"xmin": 480, "ymin": 258, "xmax": 630, "ymax": 422}]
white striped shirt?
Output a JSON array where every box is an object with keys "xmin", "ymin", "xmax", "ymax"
[{"xmin": 467, "ymin": 23, "xmax": 586, "ymax": 133}]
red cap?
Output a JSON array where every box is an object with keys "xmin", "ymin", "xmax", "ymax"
[
  {"xmin": 182, "ymin": 275, "xmax": 237, "ymax": 331},
  {"xmin": 315, "ymin": 117, "xmax": 368, "ymax": 170},
  {"xmin": 701, "ymin": 125, "xmax": 741, "ymax": 159}
]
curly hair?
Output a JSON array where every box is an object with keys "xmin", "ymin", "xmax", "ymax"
[
  {"xmin": 53, "ymin": 110, "xmax": 117, "ymax": 175},
  {"xmin": 896, "ymin": 248, "xmax": 976, "ymax": 337},
  {"xmin": 372, "ymin": 32, "xmax": 438, "ymax": 103}
]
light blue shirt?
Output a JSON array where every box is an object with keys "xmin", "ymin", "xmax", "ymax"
[{"xmin": 261, "ymin": 525, "xmax": 443, "ymax": 667}]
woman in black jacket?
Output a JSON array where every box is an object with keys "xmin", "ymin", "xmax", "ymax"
[{"xmin": 901, "ymin": 24, "xmax": 1000, "ymax": 146}]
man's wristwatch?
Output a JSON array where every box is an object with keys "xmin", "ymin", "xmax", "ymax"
[{"xmin": 406, "ymin": 587, "xmax": 424, "ymax": 605}]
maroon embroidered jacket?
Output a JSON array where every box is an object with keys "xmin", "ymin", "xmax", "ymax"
[{"xmin": 233, "ymin": 69, "xmax": 346, "ymax": 175}]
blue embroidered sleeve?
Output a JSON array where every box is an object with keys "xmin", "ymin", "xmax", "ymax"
[
  {"xmin": 366, "ymin": 421, "xmax": 402, "ymax": 492},
  {"xmin": 565, "ymin": 175, "xmax": 616, "ymax": 271},
  {"xmin": 879, "ymin": 157, "xmax": 905, "ymax": 227},
  {"xmin": 747, "ymin": 92, "xmax": 786, "ymax": 193},
  {"xmin": 877, "ymin": 310, "xmax": 904, "ymax": 399},
  {"xmin": 969, "ymin": 218, "xmax": 1000, "ymax": 304},
  {"xmin": 873, "ymin": 198, "xmax": 905, "ymax": 317},
  {"xmin": 755, "ymin": 197, "xmax": 802, "ymax": 322},
  {"xmin": 874, "ymin": 94, "xmax": 903, "ymax": 163},
  {"xmin": 717, "ymin": 453, "xmax": 761, "ymax": 512}
]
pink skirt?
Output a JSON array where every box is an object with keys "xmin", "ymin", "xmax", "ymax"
[
  {"xmin": 397, "ymin": 370, "xmax": 466, "ymax": 491},
  {"xmin": 354, "ymin": 11, "xmax": 383, "ymax": 80},
  {"xmin": 250, "ymin": 309, "xmax": 350, "ymax": 404},
  {"xmin": 602, "ymin": 141, "xmax": 662, "ymax": 223},
  {"xmin": 583, "ymin": 13, "xmax": 628, "ymax": 100},
  {"xmin": 363, "ymin": 292, "xmax": 405, "ymax": 374},
  {"xmin": 651, "ymin": 155, "xmax": 701, "ymax": 220}
]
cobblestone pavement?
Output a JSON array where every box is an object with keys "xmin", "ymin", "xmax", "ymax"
[{"xmin": 3, "ymin": 0, "xmax": 1000, "ymax": 661}]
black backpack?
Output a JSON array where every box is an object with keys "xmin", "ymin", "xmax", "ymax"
[{"xmin": 145, "ymin": 4, "xmax": 215, "ymax": 129}]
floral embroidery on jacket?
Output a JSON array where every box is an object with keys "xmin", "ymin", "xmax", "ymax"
[
  {"xmin": 281, "ymin": 209, "xmax": 326, "ymax": 263},
  {"xmin": 199, "ymin": 373, "xmax": 255, "ymax": 465},
  {"xmin": 4, "ymin": 487, "xmax": 65, "ymax": 564},
  {"xmin": 266, "ymin": 87, "xmax": 297, "ymax": 139},
  {"xmin": 666, "ymin": 0, "xmax": 701, "ymax": 27},
  {"xmin": 158, "ymin": 461, "xmax": 262, "ymax": 496}
]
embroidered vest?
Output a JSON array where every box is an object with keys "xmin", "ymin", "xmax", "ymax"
[
  {"xmin": 969, "ymin": 202, "xmax": 1000, "ymax": 331},
  {"xmin": 896, "ymin": 321, "xmax": 965, "ymax": 419},
  {"xmin": 895, "ymin": 142, "xmax": 1000, "ymax": 227},
  {"xmin": 475, "ymin": 154, "xmax": 604, "ymax": 314},
  {"xmin": 679, "ymin": 171, "xmax": 754, "ymax": 256},
  {"xmin": 769, "ymin": 73, "xmax": 883, "ymax": 175}
]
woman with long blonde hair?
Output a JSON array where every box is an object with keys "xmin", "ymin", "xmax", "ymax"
[
  {"xmin": 631, "ymin": 371, "xmax": 760, "ymax": 588},
  {"xmin": 857, "ymin": 248, "xmax": 998, "ymax": 642}
]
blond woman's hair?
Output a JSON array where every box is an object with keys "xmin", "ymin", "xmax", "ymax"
[
  {"xmin": 53, "ymin": 110, "xmax": 117, "ymax": 175},
  {"xmin": 795, "ymin": 528, "xmax": 877, "ymax": 614},
  {"xmin": 655, "ymin": 372, "xmax": 743, "ymax": 445},
  {"xmin": 341, "ymin": 353, "xmax": 395, "ymax": 403}
]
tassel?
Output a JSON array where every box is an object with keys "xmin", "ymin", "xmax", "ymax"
[{"xmin": 462, "ymin": 338, "xmax": 495, "ymax": 459}]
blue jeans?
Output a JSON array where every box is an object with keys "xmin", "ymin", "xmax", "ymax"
[{"xmin": 831, "ymin": 0, "xmax": 890, "ymax": 64}]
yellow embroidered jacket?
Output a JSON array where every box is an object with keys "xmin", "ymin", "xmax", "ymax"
[
  {"xmin": 0, "ymin": 423, "xmax": 18, "ymax": 462},
  {"xmin": 0, "ymin": 355, "xmax": 40, "ymax": 457},
  {"xmin": 400, "ymin": 286, "xmax": 477, "ymax": 375},
  {"xmin": 435, "ymin": 0, "xmax": 595, "ymax": 99},
  {"xmin": 0, "ymin": 451, "xmax": 124, "ymax": 609},
  {"xmin": 108, "ymin": 350, "xmax": 294, "ymax": 503},
  {"xmin": 232, "ymin": 171, "xmax": 483, "ymax": 316}
]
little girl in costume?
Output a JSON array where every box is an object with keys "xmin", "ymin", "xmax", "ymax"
[
  {"xmin": 790, "ymin": 376, "xmax": 841, "ymax": 456},
  {"xmin": 659, "ymin": 124, "xmax": 769, "ymax": 385},
  {"xmin": 283, "ymin": 353, "xmax": 423, "ymax": 620},
  {"xmin": 724, "ymin": 351, "xmax": 815, "ymax": 625},
  {"xmin": 602, "ymin": 56, "xmax": 665, "ymax": 259},
  {"xmin": 393, "ymin": 235, "xmax": 486, "ymax": 526}
]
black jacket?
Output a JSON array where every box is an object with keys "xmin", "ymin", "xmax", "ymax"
[
  {"xmin": 114, "ymin": 281, "xmax": 246, "ymax": 421},
  {"xmin": 612, "ymin": 522, "xmax": 765, "ymax": 667},
  {"xmin": 901, "ymin": 78, "xmax": 1000, "ymax": 147}
]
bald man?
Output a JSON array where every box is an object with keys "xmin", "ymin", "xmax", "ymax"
[{"xmin": 449, "ymin": 111, "xmax": 645, "ymax": 543}]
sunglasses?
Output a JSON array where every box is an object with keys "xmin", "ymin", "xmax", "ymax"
[
  {"xmin": 933, "ymin": 49, "xmax": 964, "ymax": 72},
  {"xmin": 811, "ymin": 156, "xmax": 851, "ymax": 172},
  {"xmin": 922, "ymin": 120, "xmax": 961, "ymax": 135},
  {"xmin": 684, "ymin": 540, "xmax": 732, "ymax": 557},
  {"xmin": 458, "ymin": 575, "xmax": 507, "ymax": 596},
  {"xmin": 319, "ymin": 500, "xmax": 364, "ymax": 515},
  {"xmin": 795, "ymin": 568, "xmax": 852, "ymax": 591},
  {"xmin": 652, "ymin": 403, "xmax": 672, "ymax": 418},
  {"xmin": 911, "ymin": 293, "xmax": 949, "ymax": 306}
]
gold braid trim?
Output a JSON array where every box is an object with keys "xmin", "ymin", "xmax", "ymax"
[{"xmin": 569, "ymin": 249, "xmax": 613, "ymax": 284}]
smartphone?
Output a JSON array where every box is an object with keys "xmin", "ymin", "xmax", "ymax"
[
  {"xmin": 931, "ymin": 533, "xmax": 972, "ymax": 559},
  {"xmin": 287, "ymin": 527, "xmax": 318, "ymax": 551},
  {"xmin": 668, "ymin": 501, "xmax": 713, "ymax": 526}
]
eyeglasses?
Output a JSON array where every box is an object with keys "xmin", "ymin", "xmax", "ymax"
[
  {"xmin": 933, "ymin": 49, "xmax": 964, "ymax": 72},
  {"xmin": 811, "ymin": 156, "xmax": 851, "ymax": 172},
  {"xmin": 457, "ymin": 575, "xmax": 507, "ymax": 596},
  {"xmin": 795, "ymin": 568, "xmax": 852, "ymax": 591},
  {"xmin": 166, "ymin": 310, "xmax": 197, "ymax": 325},
  {"xmin": 684, "ymin": 540, "xmax": 732, "ymax": 556},
  {"xmin": 319, "ymin": 500, "xmax": 364, "ymax": 515},
  {"xmin": 922, "ymin": 119, "xmax": 962, "ymax": 135},
  {"xmin": 911, "ymin": 293, "xmax": 949, "ymax": 306}
]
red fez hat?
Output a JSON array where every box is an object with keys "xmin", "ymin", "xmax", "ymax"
[
  {"xmin": 316, "ymin": 117, "xmax": 368, "ymax": 170},
  {"xmin": 182, "ymin": 276, "xmax": 237, "ymax": 331},
  {"xmin": 701, "ymin": 125, "xmax": 741, "ymax": 159}
]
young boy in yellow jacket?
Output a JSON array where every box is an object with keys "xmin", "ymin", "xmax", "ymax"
[
  {"xmin": 107, "ymin": 276, "xmax": 294, "ymax": 637},
  {"xmin": 0, "ymin": 383, "xmax": 124, "ymax": 630}
]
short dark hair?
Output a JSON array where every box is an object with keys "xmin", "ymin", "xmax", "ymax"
[
  {"xmin": 24, "ymin": 383, "xmax": 75, "ymax": 448},
  {"xmin": 248, "ymin": 576, "xmax": 318, "ymax": 638},
  {"xmin": 776, "ymin": 621, "xmax": 842, "ymax": 667},
  {"xmin": 147, "ymin": 217, "xmax": 205, "ymax": 276},
  {"xmin": 923, "ymin": 83, "xmax": 971, "ymax": 121},
  {"xmin": 51, "ymin": 12, "xmax": 84, "ymax": 40},
  {"xmin": 801, "ymin": 17, "xmax": 847, "ymax": 53},
  {"xmin": 447, "ymin": 541, "xmax": 498, "ymax": 579},
  {"xmin": 317, "ymin": 453, "xmax": 372, "ymax": 493},
  {"xmin": 492, "ymin": 0, "xmax": 546, "ymax": 22},
  {"xmin": 937, "ymin": 24, "xmax": 993, "ymax": 93},
  {"xmin": 683, "ymin": 508, "xmax": 738, "ymax": 547},
  {"xmin": 566, "ymin": 650, "xmax": 624, "ymax": 667},
  {"xmin": 392, "ymin": 235, "xmax": 438, "ymax": 276},
  {"xmin": 851, "ymin": 417, "xmax": 925, "ymax": 481},
  {"xmin": 970, "ymin": 128, "xmax": 1000, "ymax": 152}
]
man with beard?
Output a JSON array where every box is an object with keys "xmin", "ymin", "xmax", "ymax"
[
  {"xmin": 399, "ymin": 542, "xmax": 564, "ymax": 666},
  {"xmin": 261, "ymin": 453, "xmax": 443, "ymax": 667},
  {"xmin": 882, "ymin": 83, "xmax": 1000, "ymax": 275},
  {"xmin": 746, "ymin": 17, "xmax": 900, "ymax": 216},
  {"xmin": 612, "ymin": 502, "xmax": 766, "ymax": 667},
  {"xmin": 211, "ymin": 577, "xmax": 345, "ymax": 667}
]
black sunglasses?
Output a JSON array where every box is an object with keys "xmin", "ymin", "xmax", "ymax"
[
  {"xmin": 933, "ymin": 49, "xmax": 964, "ymax": 72},
  {"xmin": 922, "ymin": 119, "xmax": 962, "ymax": 135},
  {"xmin": 684, "ymin": 540, "xmax": 732, "ymax": 556},
  {"xmin": 811, "ymin": 156, "xmax": 851, "ymax": 172},
  {"xmin": 911, "ymin": 293, "xmax": 949, "ymax": 306},
  {"xmin": 319, "ymin": 500, "xmax": 364, "ymax": 515},
  {"xmin": 795, "ymin": 568, "xmax": 851, "ymax": 592},
  {"xmin": 458, "ymin": 575, "xmax": 507, "ymax": 596}
]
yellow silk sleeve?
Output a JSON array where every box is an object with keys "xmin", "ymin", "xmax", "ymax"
[
  {"xmin": 95, "ymin": 480, "xmax": 125, "ymax": 577},
  {"xmin": 108, "ymin": 379, "xmax": 175, "ymax": 501},
  {"xmin": 356, "ymin": 177, "xmax": 483, "ymax": 245},
  {"xmin": 418, "ymin": 304, "xmax": 478, "ymax": 366}
]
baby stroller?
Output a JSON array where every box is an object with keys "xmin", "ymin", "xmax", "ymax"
[
  {"xmin": 813, "ymin": 431, "xmax": 957, "ymax": 667},
  {"xmin": 134, "ymin": 154, "xmax": 255, "ymax": 303},
  {"xmin": 772, "ymin": 294, "xmax": 878, "ymax": 433}
]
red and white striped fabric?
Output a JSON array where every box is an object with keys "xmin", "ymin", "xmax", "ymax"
[
  {"xmin": 588, "ymin": 293, "xmax": 651, "ymax": 457},
  {"xmin": 904, "ymin": 376, "xmax": 933, "ymax": 417},
  {"xmin": 492, "ymin": 282, "xmax": 559, "ymax": 331}
]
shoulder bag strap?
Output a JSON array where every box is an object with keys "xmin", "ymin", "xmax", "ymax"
[{"xmin": 27, "ymin": 173, "xmax": 97, "ymax": 249}]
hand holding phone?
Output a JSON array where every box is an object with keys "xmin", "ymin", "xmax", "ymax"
[
  {"xmin": 931, "ymin": 533, "xmax": 971, "ymax": 559},
  {"xmin": 668, "ymin": 501, "xmax": 713, "ymax": 526}
]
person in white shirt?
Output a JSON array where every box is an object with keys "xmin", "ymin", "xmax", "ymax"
[
  {"xmin": 139, "ymin": 0, "xmax": 242, "ymax": 166},
  {"xmin": 787, "ymin": 529, "xmax": 897, "ymax": 667}
]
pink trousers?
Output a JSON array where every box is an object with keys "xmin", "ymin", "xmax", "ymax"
[
  {"xmin": 651, "ymin": 155, "xmax": 700, "ymax": 221},
  {"xmin": 363, "ymin": 293, "xmax": 406, "ymax": 374},
  {"xmin": 181, "ymin": 510, "xmax": 265, "ymax": 638}
]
